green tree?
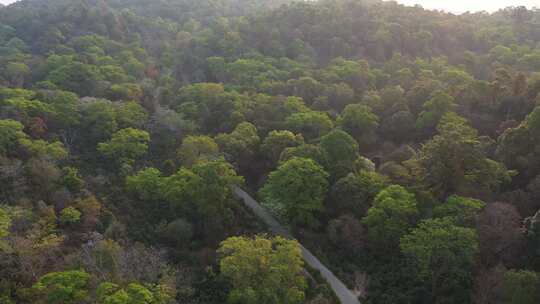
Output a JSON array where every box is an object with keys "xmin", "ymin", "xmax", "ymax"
[
  {"xmin": 97, "ymin": 283, "xmax": 130, "ymax": 304},
  {"xmin": 415, "ymin": 113, "xmax": 511, "ymax": 198},
  {"xmin": 525, "ymin": 105, "xmax": 540, "ymax": 135},
  {"xmin": 338, "ymin": 104, "xmax": 379, "ymax": 147},
  {"xmin": 1, "ymin": 95, "xmax": 53, "ymax": 119},
  {"xmin": 329, "ymin": 171, "xmax": 387, "ymax": 217},
  {"xmin": 19, "ymin": 138, "xmax": 68, "ymax": 160},
  {"xmin": 126, "ymin": 168, "xmax": 166, "ymax": 202},
  {"xmin": 381, "ymin": 110, "xmax": 415, "ymax": 143},
  {"xmin": 439, "ymin": 68, "xmax": 473, "ymax": 90},
  {"xmin": 59, "ymin": 207, "xmax": 81, "ymax": 224},
  {"xmin": 0, "ymin": 207, "xmax": 10, "ymax": 238},
  {"xmin": 47, "ymin": 62, "xmax": 101, "ymax": 96},
  {"xmin": 61, "ymin": 167, "xmax": 85, "ymax": 192},
  {"xmin": 362, "ymin": 185, "xmax": 418, "ymax": 249},
  {"xmin": 127, "ymin": 159, "xmax": 242, "ymax": 240},
  {"xmin": 279, "ymin": 144, "xmax": 329, "ymax": 168},
  {"xmin": 260, "ymin": 157, "xmax": 329, "ymax": 227},
  {"xmin": 286, "ymin": 76, "xmax": 325, "ymax": 104},
  {"xmin": 261, "ymin": 130, "xmax": 304, "ymax": 166},
  {"xmin": 39, "ymin": 90, "xmax": 80, "ymax": 131},
  {"xmin": 319, "ymin": 129, "xmax": 359, "ymax": 179},
  {"xmin": 96, "ymin": 282, "xmax": 158, "ymax": 304},
  {"xmin": 115, "ymin": 101, "xmax": 148, "ymax": 129},
  {"xmin": 526, "ymin": 209, "xmax": 540, "ymax": 261},
  {"xmin": 218, "ymin": 235, "xmax": 306, "ymax": 304},
  {"xmin": 416, "ymin": 90, "xmax": 456, "ymax": 136},
  {"xmin": 188, "ymin": 159, "xmax": 244, "ymax": 221},
  {"xmin": 5, "ymin": 62, "xmax": 30, "ymax": 87},
  {"xmin": 99, "ymin": 65, "xmax": 129, "ymax": 83},
  {"xmin": 177, "ymin": 135, "xmax": 219, "ymax": 168},
  {"xmin": 108, "ymin": 83, "xmax": 144, "ymax": 101},
  {"xmin": 79, "ymin": 100, "xmax": 118, "ymax": 145},
  {"xmin": 0, "ymin": 119, "xmax": 25, "ymax": 156},
  {"xmin": 286, "ymin": 111, "xmax": 334, "ymax": 140},
  {"xmin": 98, "ymin": 128, "xmax": 150, "ymax": 165},
  {"xmin": 0, "ymin": 206, "xmax": 10, "ymax": 252},
  {"xmin": 158, "ymin": 218, "xmax": 193, "ymax": 248},
  {"xmin": 379, "ymin": 85, "xmax": 406, "ymax": 114},
  {"xmin": 175, "ymin": 83, "xmax": 239, "ymax": 134},
  {"xmin": 406, "ymin": 78, "xmax": 442, "ymax": 115},
  {"xmin": 127, "ymin": 167, "xmax": 180, "ymax": 217},
  {"xmin": 32, "ymin": 270, "xmax": 90, "ymax": 304},
  {"xmin": 215, "ymin": 122, "xmax": 260, "ymax": 170},
  {"xmin": 240, "ymin": 95, "xmax": 308, "ymax": 135},
  {"xmin": 501, "ymin": 270, "xmax": 539, "ymax": 304},
  {"xmin": 324, "ymin": 82, "xmax": 355, "ymax": 111},
  {"xmin": 400, "ymin": 218, "xmax": 478, "ymax": 303},
  {"xmin": 497, "ymin": 106, "xmax": 540, "ymax": 180},
  {"xmin": 433, "ymin": 195, "xmax": 485, "ymax": 226}
]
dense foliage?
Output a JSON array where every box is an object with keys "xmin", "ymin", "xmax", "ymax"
[{"xmin": 1, "ymin": 0, "xmax": 540, "ymax": 303}]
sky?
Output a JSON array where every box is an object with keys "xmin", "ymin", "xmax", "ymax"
[
  {"xmin": 389, "ymin": 0, "xmax": 539, "ymax": 13},
  {"xmin": 0, "ymin": 0, "xmax": 538, "ymax": 12}
]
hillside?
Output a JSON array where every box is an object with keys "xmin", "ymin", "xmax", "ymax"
[{"xmin": 1, "ymin": 0, "xmax": 540, "ymax": 303}]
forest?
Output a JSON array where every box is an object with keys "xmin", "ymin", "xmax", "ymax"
[{"xmin": 0, "ymin": 0, "xmax": 540, "ymax": 303}]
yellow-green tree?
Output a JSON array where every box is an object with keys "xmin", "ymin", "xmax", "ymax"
[
  {"xmin": 0, "ymin": 207, "xmax": 10, "ymax": 251},
  {"xmin": 218, "ymin": 235, "xmax": 306, "ymax": 304},
  {"xmin": 0, "ymin": 207, "xmax": 9, "ymax": 238},
  {"xmin": 177, "ymin": 135, "xmax": 219, "ymax": 168},
  {"xmin": 0, "ymin": 119, "xmax": 26, "ymax": 156},
  {"xmin": 32, "ymin": 270, "xmax": 90, "ymax": 304},
  {"xmin": 261, "ymin": 130, "xmax": 304, "ymax": 166},
  {"xmin": 96, "ymin": 282, "xmax": 162, "ymax": 304},
  {"xmin": 98, "ymin": 128, "xmax": 150, "ymax": 165}
]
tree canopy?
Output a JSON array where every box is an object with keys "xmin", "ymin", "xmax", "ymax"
[{"xmin": 1, "ymin": 0, "xmax": 540, "ymax": 303}]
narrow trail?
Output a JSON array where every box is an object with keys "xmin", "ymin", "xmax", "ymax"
[{"xmin": 234, "ymin": 187, "xmax": 361, "ymax": 304}]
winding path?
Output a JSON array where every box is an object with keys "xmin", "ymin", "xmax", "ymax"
[{"xmin": 234, "ymin": 187, "xmax": 361, "ymax": 304}]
